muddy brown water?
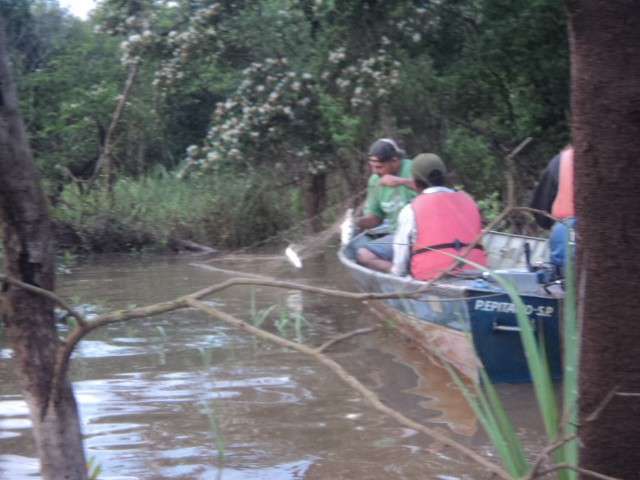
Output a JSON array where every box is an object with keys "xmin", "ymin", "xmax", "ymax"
[{"xmin": 0, "ymin": 248, "xmax": 548, "ymax": 479}]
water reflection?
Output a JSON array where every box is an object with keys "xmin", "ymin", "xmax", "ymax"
[{"xmin": 0, "ymin": 252, "xmax": 544, "ymax": 479}]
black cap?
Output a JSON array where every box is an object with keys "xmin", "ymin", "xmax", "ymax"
[{"xmin": 368, "ymin": 138, "xmax": 403, "ymax": 162}]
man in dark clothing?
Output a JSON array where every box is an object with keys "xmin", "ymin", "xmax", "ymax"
[
  {"xmin": 530, "ymin": 152, "xmax": 561, "ymax": 230},
  {"xmin": 530, "ymin": 146, "xmax": 575, "ymax": 272}
]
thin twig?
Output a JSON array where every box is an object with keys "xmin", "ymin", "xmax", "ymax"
[
  {"xmin": 534, "ymin": 463, "xmax": 621, "ymax": 480},
  {"xmin": 47, "ymin": 275, "xmax": 500, "ymax": 400},
  {"xmin": 504, "ymin": 137, "xmax": 533, "ymax": 209},
  {"xmin": 315, "ymin": 327, "xmax": 378, "ymax": 353},
  {"xmin": 524, "ymin": 434, "xmax": 577, "ymax": 480},
  {"xmin": 52, "ymin": 296, "xmax": 191, "ymax": 400},
  {"xmin": 585, "ymin": 387, "xmax": 620, "ymax": 422},
  {"xmin": 191, "ymin": 263, "xmax": 278, "ymax": 280},
  {"xmin": 0, "ymin": 274, "xmax": 88, "ymax": 327},
  {"xmin": 89, "ymin": 61, "xmax": 140, "ymax": 186},
  {"xmin": 186, "ymin": 298, "xmax": 511, "ymax": 480}
]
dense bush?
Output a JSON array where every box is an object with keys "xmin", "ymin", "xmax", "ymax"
[{"xmin": 52, "ymin": 168, "xmax": 300, "ymax": 252}]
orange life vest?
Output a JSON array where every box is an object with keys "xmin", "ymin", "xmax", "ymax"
[
  {"xmin": 410, "ymin": 191, "xmax": 487, "ymax": 280},
  {"xmin": 551, "ymin": 147, "xmax": 575, "ymax": 219}
]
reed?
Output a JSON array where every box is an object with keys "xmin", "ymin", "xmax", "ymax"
[
  {"xmin": 53, "ymin": 168, "xmax": 296, "ymax": 252},
  {"xmin": 248, "ymin": 289, "xmax": 309, "ymax": 341},
  {"xmin": 446, "ymin": 235, "xmax": 579, "ymax": 479},
  {"xmin": 87, "ymin": 457, "xmax": 102, "ymax": 480},
  {"xmin": 197, "ymin": 344, "xmax": 227, "ymax": 466}
]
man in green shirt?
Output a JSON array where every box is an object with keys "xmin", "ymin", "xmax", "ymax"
[{"xmin": 355, "ymin": 138, "xmax": 417, "ymax": 271}]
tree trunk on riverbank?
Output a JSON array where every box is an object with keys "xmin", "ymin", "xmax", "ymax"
[
  {"xmin": 0, "ymin": 17, "xmax": 87, "ymax": 480},
  {"xmin": 567, "ymin": 1, "xmax": 640, "ymax": 477},
  {"xmin": 304, "ymin": 172, "xmax": 327, "ymax": 233}
]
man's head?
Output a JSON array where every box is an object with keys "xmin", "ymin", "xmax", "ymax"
[
  {"xmin": 411, "ymin": 153, "xmax": 447, "ymax": 190},
  {"xmin": 368, "ymin": 138, "xmax": 404, "ymax": 177}
]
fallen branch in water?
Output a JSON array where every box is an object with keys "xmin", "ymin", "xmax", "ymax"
[
  {"xmin": 14, "ymin": 251, "xmax": 614, "ymax": 479},
  {"xmin": 169, "ymin": 238, "xmax": 219, "ymax": 256},
  {"xmin": 4, "ymin": 271, "xmax": 511, "ymax": 478},
  {"xmin": 315, "ymin": 327, "xmax": 378, "ymax": 353},
  {"xmin": 186, "ymin": 298, "xmax": 511, "ymax": 479},
  {"xmin": 8, "ymin": 205, "xmax": 570, "ymax": 479}
]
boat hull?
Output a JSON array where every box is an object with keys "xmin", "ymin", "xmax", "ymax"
[{"xmin": 338, "ymin": 232, "xmax": 563, "ymax": 383}]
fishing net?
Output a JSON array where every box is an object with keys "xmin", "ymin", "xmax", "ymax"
[{"xmin": 191, "ymin": 187, "xmax": 365, "ymax": 278}]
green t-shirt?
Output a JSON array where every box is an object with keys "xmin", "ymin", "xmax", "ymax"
[{"xmin": 364, "ymin": 158, "xmax": 417, "ymax": 231}]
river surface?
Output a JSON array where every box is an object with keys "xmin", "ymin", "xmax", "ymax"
[{"xmin": 0, "ymin": 246, "xmax": 547, "ymax": 479}]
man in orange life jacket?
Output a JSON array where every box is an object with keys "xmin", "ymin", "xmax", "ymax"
[
  {"xmin": 385, "ymin": 153, "xmax": 487, "ymax": 279},
  {"xmin": 530, "ymin": 145, "xmax": 575, "ymax": 273}
]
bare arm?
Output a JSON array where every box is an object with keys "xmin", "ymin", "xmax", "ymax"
[
  {"xmin": 379, "ymin": 175, "xmax": 417, "ymax": 191},
  {"xmin": 356, "ymin": 214, "xmax": 382, "ymax": 230}
]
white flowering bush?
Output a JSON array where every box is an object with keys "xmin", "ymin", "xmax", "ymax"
[
  {"xmin": 153, "ymin": 3, "xmax": 224, "ymax": 88},
  {"xmin": 94, "ymin": 0, "xmax": 160, "ymax": 65},
  {"xmin": 90, "ymin": 1, "xmax": 435, "ymax": 179},
  {"xmin": 326, "ymin": 48, "xmax": 401, "ymax": 109},
  {"xmin": 180, "ymin": 56, "xmax": 331, "ymax": 177}
]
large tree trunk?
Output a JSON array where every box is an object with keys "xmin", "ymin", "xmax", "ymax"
[
  {"xmin": 0, "ymin": 18, "xmax": 87, "ymax": 480},
  {"xmin": 567, "ymin": 2, "xmax": 640, "ymax": 477}
]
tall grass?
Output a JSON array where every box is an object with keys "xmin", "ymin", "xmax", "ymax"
[
  {"xmin": 445, "ymin": 234, "xmax": 579, "ymax": 479},
  {"xmin": 52, "ymin": 167, "xmax": 300, "ymax": 252}
]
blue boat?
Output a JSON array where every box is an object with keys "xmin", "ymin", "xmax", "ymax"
[{"xmin": 338, "ymin": 230, "xmax": 564, "ymax": 383}]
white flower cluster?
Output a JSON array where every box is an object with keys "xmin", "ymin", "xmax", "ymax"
[
  {"xmin": 385, "ymin": 6, "xmax": 429, "ymax": 46},
  {"xmin": 95, "ymin": 5, "xmax": 138, "ymax": 36},
  {"xmin": 154, "ymin": 3, "xmax": 223, "ymax": 89},
  {"xmin": 328, "ymin": 48, "xmax": 347, "ymax": 64},
  {"xmin": 120, "ymin": 27, "xmax": 156, "ymax": 65},
  {"xmin": 311, "ymin": 0, "xmax": 330, "ymax": 16},
  {"xmin": 183, "ymin": 58, "xmax": 321, "ymax": 173},
  {"xmin": 328, "ymin": 48, "xmax": 401, "ymax": 109},
  {"xmin": 94, "ymin": 1, "xmax": 158, "ymax": 65},
  {"xmin": 317, "ymin": 4, "xmax": 429, "ymax": 110}
]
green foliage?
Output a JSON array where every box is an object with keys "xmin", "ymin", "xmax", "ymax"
[
  {"xmin": 476, "ymin": 191, "xmax": 502, "ymax": 224},
  {"xmin": 443, "ymin": 129, "xmax": 503, "ymax": 200},
  {"xmin": 317, "ymin": 93, "xmax": 362, "ymax": 149},
  {"xmin": 561, "ymin": 231, "xmax": 579, "ymax": 479},
  {"xmin": 87, "ymin": 456, "xmax": 103, "ymax": 480},
  {"xmin": 15, "ymin": 9, "xmax": 123, "ymax": 180},
  {"xmin": 11, "ymin": 0, "xmax": 572, "ymax": 251}
]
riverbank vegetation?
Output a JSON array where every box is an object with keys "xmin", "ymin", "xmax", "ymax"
[{"xmin": 7, "ymin": 0, "xmax": 570, "ymax": 253}]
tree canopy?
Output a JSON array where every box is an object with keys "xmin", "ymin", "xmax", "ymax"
[{"xmin": 6, "ymin": 0, "xmax": 570, "ymax": 249}]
